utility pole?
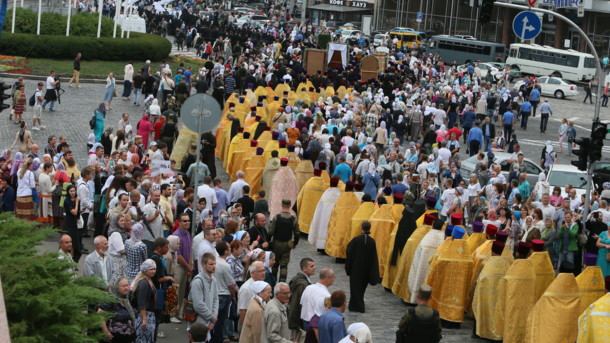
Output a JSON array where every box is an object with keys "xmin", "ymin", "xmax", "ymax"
[{"xmin": 495, "ymin": 1, "xmax": 604, "ymax": 230}]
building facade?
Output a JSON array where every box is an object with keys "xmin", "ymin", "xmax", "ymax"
[{"xmin": 375, "ymin": 0, "xmax": 610, "ymax": 57}]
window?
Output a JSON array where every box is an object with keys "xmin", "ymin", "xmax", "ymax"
[
  {"xmin": 496, "ymin": 46, "xmax": 505, "ymax": 54},
  {"xmin": 524, "ymin": 162, "xmax": 541, "ymax": 175},
  {"xmin": 541, "ymin": 51, "xmax": 554, "ymax": 64},
  {"xmin": 518, "ymin": 48, "xmax": 532, "ymax": 59},
  {"xmin": 584, "ymin": 57, "xmax": 596, "ymax": 68},
  {"xmin": 483, "ymin": 46, "xmax": 491, "ymax": 55},
  {"xmin": 548, "ymin": 78, "xmax": 561, "ymax": 85},
  {"xmin": 567, "ymin": 55, "xmax": 579, "ymax": 67},
  {"xmin": 547, "ymin": 171, "xmax": 588, "ymax": 188},
  {"xmin": 539, "ymin": 77, "xmax": 548, "ymax": 83},
  {"xmin": 510, "ymin": 48, "xmax": 517, "ymax": 57}
]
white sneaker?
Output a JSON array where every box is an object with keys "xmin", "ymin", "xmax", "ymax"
[
  {"xmin": 68, "ymin": 84, "xmax": 73, "ymax": 87},
  {"xmin": 157, "ymin": 330, "xmax": 166, "ymax": 338},
  {"xmin": 40, "ymin": 125, "xmax": 46, "ymax": 130},
  {"xmin": 170, "ymin": 317, "xmax": 181, "ymax": 323},
  {"xmin": 77, "ymin": 86, "xmax": 82, "ymax": 88},
  {"xmin": 32, "ymin": 126, "xmax": 40, "ymax": 131}
]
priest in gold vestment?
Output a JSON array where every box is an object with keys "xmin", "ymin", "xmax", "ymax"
[
  {"xmin": 577, "ymin": 292, "xmax": 610, "ymax": 343},
  {"xmin": 296, "ymin": 167, "xmax": 328, "ymax": 234},
  {"xmin": 493, "ymin": 247, "xmax": 536, "ymax": 343},
  {"xmin": 408, "ymin": 218, "xmax": 445, "ymax": 303},
  {"xmin": 426, "ymin": 227, "xmax": 473, "ymax": 324},
  {"xmin": 325, "ymin": 182, "xmax": 361, "ymax": 258},
  {"xmin": 525, "ymin": 273, "xmax": 581, "ymax": 343},
  {"xmin": 576, "ymin": 253, "xmax": 606, "ymax": 314},
  {"xmin": 528, "ymin": 239, "xmax": 556, "ymax": 303},
  {"xmin": 391, "ymin": 212, "xmax": 436, "ymax": 302},
  {"xmin": 244, "ymin": 147, "xmax": 266, "ymax": 201},
  {"xmin": 369, "ymin": 202, "xmax": 396, "ymax": 276},
  {"xmin": 472, "ymin": 241, "xmax": 511, "ymax": 341},
  {"xmin": 345, "ymin": 194, "xmax": 377, "ymax": 253}
]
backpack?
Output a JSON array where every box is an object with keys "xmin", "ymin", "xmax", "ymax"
[
  {"xmin": 28, "ymin": 93, "xmax": 36, "ymax": 107},
  {"xmin": 89, "ymin": 115, "xmax": 96, "ymax": 129},
  {"xmin": 395, "ymin": 307, "xmax": 441, "ymax": 343}
]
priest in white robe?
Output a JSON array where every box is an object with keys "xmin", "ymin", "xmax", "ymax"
[
  {"xmin": 308, "ymin": 178, "xmax": 342, "ymax": 250},
  {"xmin": 408, "ymin": 218, "xmax": 445, "ymax": 303}
]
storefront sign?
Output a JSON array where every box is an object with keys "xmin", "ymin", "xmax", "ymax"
[
  {"xmin": 540, "ymin": 0, "xmax": 578, "ymax": 8},
  {"xmin": 328, "ymin": 0, "xmax": 369, "ymax": 7}
]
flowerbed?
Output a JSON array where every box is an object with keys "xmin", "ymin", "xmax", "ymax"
[{"xmin": 0, "ymin": 56, "xmax": 31, "ymax": 74}]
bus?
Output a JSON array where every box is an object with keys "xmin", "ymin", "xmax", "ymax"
[
  {"xmin": 389, "ymin": 28, "xmax": 424, "ymax": 49},
  {"xmin": 426, "ymin": 35, "xmax": 506, "ymax": 64},
  {"xmin": 505, "ymin": 43, "xmax": 596, "ymax": 82}
]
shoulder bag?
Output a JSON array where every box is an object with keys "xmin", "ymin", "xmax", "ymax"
[{"xmin": 182, "ymin": 275, "xmax": 203, "ymax": 322}]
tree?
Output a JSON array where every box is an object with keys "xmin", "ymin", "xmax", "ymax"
[{"xmin": 0, "ymin": 213, "xmax": 114, "ymax": 343}]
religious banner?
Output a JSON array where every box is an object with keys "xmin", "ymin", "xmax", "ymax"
[{"xmin": 151, "ymin": 160, "xmax": 171, "ymax": 176}]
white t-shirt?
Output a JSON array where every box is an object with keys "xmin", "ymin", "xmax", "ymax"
[
  {"xmin": 440, "ymin": 188, "xmax": 456, "ymax": 217},
  {"xmin": 300, "ymin": 283, "xmax": 331, "ymax": 322},
  {"xmin": 532, "ymin": 201, "xmax": 556, "ymax": 222},
  {"xmin": 197, "ymin": 184, "xmax": 218, "ymax": 211},
  {"xmin": 438, "ymin": 148, "xmax": 452, "ymax": 166},
  {"xmin": 433, "ymin": 109, "xmax": 446, "ymax": 126},
  {"xmin": 46, "ymin": 76, "xmax": 55, "ymax": 90},
  {"xmin": 108, "ymin": 231, "xmax": 125, "ymax": 256},
  {"xmin": 467, "ymin": 183, "xmax": 481, "ymax": 197},
  {"xmin": 569, "ymin": 197, "xmax": 582, "ymax": 211},
  {"xmin": 34, "ymin": 89, "xmax": 43, "ymax": 107}
]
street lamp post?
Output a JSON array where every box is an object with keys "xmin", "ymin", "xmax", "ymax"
[{"xmin": 495, "ymin": 1, "xmax": 604, "ymax": 230}]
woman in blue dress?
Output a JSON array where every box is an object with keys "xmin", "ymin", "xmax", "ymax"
[
  {"xmin": 363, "ymin": 163, "xmax": 380, "ymax": 201},
  {"xmin": 93, "ymin": 103, "xmax": 106, "ymax": 142},
  {"xmin": 596, "ymin": 224, "xmax": 610, "ymax": 277}
]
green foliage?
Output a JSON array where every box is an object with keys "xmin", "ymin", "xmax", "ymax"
[
  {"xmin": 3, "ymin": 8, "xmax": 116, "ymax": 37},
  {"xmin": 0, "ymin": 213, "xmax": 114, "ymax": 343},
  {"xmin": 318, "ymin": 34, "xmax": 331, "ymax": 49},
  {"xmin": 0, "ymin": 32, "xmax": 172, "ymax": 61}
]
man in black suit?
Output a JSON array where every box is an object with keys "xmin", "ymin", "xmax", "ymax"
[{"xmin": 482, "ymin": 116, "xmax": 495, "ymax": 152}]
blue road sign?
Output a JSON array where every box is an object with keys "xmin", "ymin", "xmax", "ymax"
[
  {"xmin": 513, "ymin": 11, "xmax": 542, "ymax": 41},
  {"xmin": 416, "ymin": 12, "xmax": 423, "ymax": 19}
]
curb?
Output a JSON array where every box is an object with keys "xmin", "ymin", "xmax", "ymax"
[{"xmin": 0, "ymin": 73, "xmax": 114, "ymax": 84}]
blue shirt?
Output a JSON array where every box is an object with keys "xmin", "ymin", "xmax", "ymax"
[
  {"xmin": 521, "ymin": 101, "xmax": 532, "ymax": 113},
  {"xmin": 333, "ymin": 163, "xmax": 352, "ymax": 183},
  {"xmin": 391, "ymin": 183, "xmax": 407, "ymax": 195},
  {"xmin": 508, "ymin": 187, "xmax": 520, "ymax": 205},
  {"xmin": 467, "ymin": 127, "xmax": 483, "ymax": 144},
  {"xmin": 213, "ymin": 188, "xmax": 230, "ymax": 218},
  {"xmin": 318, "ymin": 308, "xmax": 347, "ymax": 343},
  {"xmin": 529, "ymin": 89, "xmax": 540, "ymax": 101},
  {"xmin": 518, "ymin": 181, "xmax": 531, "ymax": 199},
  {"xmin": 462, "ymin": 110, "xmax": 476, "ymax": 128},
  {"xmin": 502, "ymin": 111, "xmax": 514, "ymax": 125}
]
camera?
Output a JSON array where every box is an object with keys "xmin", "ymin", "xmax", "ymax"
[
  {"xmin": 54, "ymin": 77, "xmax": 61, "ymax": 90},
  {"xmin": 131, "ymin": 201, "xmax": 138, "ymax": 207}
]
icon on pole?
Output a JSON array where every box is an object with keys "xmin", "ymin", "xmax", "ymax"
[{"xmin": 513, "ymin": 11, "xmax": 542, "ymax": 41}]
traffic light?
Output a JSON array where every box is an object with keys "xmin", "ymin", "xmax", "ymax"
[
  {"xmin": 0, "ymin": 81, "xmax": 10, "ymax": 113},
  {"xmin": 479, "ymin": 0, "xmax": 494, "ymax": 25},
  {"xmin": 590, "ymin": 121, "xmax": 607, "ymax": 163},
  {"xmin": 571, "ymin": 137, "xmax": 590, "ymax": 171}
]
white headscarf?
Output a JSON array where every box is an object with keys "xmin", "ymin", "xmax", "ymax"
[{"xmin": 368, "ymin": 163, "xmax": 376, "ymax": 176}]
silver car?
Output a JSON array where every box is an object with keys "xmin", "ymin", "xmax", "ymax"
[{"xmin": 461, "ymin": 152, "xmax": 544, "ymax": 187}]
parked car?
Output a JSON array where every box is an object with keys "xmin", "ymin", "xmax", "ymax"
[
  {"xmin": 513, "ymin": 76, "xmax": 579, "ymax": 99},
  {"xmin": 340, "ymin": 29, "xmax": 361, "ymax": 43},
  {"xmin": 461, "ymin": 152, "xmax": 544, "ymax": 187},
  {"xmin": 546, "ymin": 164, "xmax": 588, "ymax": 198},
  {"xmin": 489, "ymin": 62, "xmax": 523, "ymax": 81},
  {"xmin": 373, "ymin": 33, "xmax": 389, "ymax": 47},
  {"xmin": 457, "ymin": 62, "xmax": 500, "ymax": 79}
]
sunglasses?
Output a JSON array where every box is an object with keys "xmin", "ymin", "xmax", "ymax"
[{"xmin": 181, "ymin": 220, "xmax": 191, "ymax": 222}]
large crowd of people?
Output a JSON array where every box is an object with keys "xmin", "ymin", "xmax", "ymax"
[{"xmin": 2, "ymin": 0, "xmax": 610, "ymax": 342}]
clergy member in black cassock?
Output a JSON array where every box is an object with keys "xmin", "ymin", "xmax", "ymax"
[
  {"xmin": 345, "ymin": 221, "xmax": 381, "ymax": 313},
  {"xmin": 201, "ymin": 131, "xmax": 217, "ymax": 178},
  {"xmin": 389, "ymin": 198, "xmax": 427, "ymax": 268}
]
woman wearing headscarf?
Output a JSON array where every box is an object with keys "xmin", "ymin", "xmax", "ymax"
[
  {"xmin": 99, "ymin": 278, "xmax": 137, "ymax": 343},
  {"xmin": 87, "ymin": 133, "xmax": 96, "ymax": 152},
  {"xmin": 136, "ymin": 114, "xmax": 153, "ymax": 149},
  {"xmin": 130, "ymin": 259, "xmax": 157, "ymax": 343},
  {"xmin": 94, "ymin": 104, "xmax": 107, "ymax": 142},
  {"xmin": 125, "ymin": 223, "xmax": 149, "ymax": 283},
  {"xmin": 10, "ymin": 121, "xmax": 34, "ymax": 155},
  {"xmin": 16, "ymin": 159, "xmax": 35, "ymax": 221},
  {"xmin": 338, "ymin": 322, "xmax": 373, "ymax": 343},
  {"xmin": 63, "ymin": 183, "xmax": 82, "ymax": 262},
  {"xmin": 363, "ymin": 163, "xmax": 380, "ymax": 201},
  {"xmin": 263, "ymin": 251, "xmax": 277, "ymax": 291},
  {"xmin": 541, "ymin": 140, "xmax": 557, "ymax": 170},
  {"xmin": 377, "ymin": 155, "xmax": 392, "ymax": 184},
  {"xmin": 240, "ymin": 281, "xmax": 271, "ymax": 343}
]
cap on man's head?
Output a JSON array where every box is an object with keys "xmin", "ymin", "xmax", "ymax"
[
  {"xmin": 330, "ymin": 178, "xmax": 339, "ymax": 187},
  {"xmin": 237, "ymin": 127, "xmax": 244, "ymax": 133},
  {"xmin": 444, "ymin": 225, "xmax": 454, "ymax": 237},
  {"xmin": 313, "ymin": 168, "xmax": 322, "ymax": 177},
  {"xmin": 472, "ymin": 221, "xmax": 484, "ymax": 233},
  {"xmin": 279, "ymin": 140, "xmax": 287, "ymax": 148},
  {"xmin": 452, "ymin": 227, "xmax": 466, "ymax": 239},
  {"xmin": 250, "ymin": 140, "xmax": 258, "ymax": 147},
  {"xmin": 354, "ymin": 183, "xmax": 365, "ymax": 192},
  {"xmin": 345, "ymin": 181, "xmax": 355, "ymax": 191},
  {"xmin": 256, "ymin": 147, "xmax": 264, "ymax": 155},
  {"xmin": 418, "ymin": 284, "xmax": 432, "ymax": 300},
  {"xmin": 450, "ymin": 213, "xmax": 463, "ymax": 226},
  {"xmin": 280, "ymin": 158, "xmax": 289, "ymax": 166},
  {"xmin": 318, "ymin": 161, "xmax": 327, "ymax": 170},
  {"xmin": 426, "ymin": 196, "xmax": 437, "ymax": 208},
  {"xmin": 150, "ymin": 141, "xmax": 158, "ymax": 146},
  {"xmin": 583, "ymin": 253, "xmax": 598, "ymax": 266},
  {"xmin": 531, "ymin": 239, "xmax": 545, "ymax": 252},
  {"xmin": 393, "ymin": 193, "xmax": 404, "ymax": 204},
  {"xmin": 486, "ymin": 225, "xmax": 498, "ymax": 238},
  {"xmin": 491, "ymin": 241, "xmax": 505, "ymax": 255},
  {"xmin": 495, "ymin": 231, "xmax": 509, "ymax": 243},
  {"xmin": 517, "ymin": 242, "xmax": 531, "ymax": 257},
  {"xmin": 423, "ymin": 214, "xmax": 436, "ymax": 226}
]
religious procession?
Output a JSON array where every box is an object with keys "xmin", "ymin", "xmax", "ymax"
[{"xmin": 2, "ymin": 0, "xmax": 610, "ymax": 342}]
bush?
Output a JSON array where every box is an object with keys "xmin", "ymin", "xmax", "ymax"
[
  {"xmin": 0, "ymin": 32, "xmax": 172, "ymax": 61},
  {"xmin": 0, "ymin": 213, "xmax": 114, "ymax": 343},
  {"xmin": 4, "ymin": 8, "xmax": 116, "ymax": 37},
  {"xmin": 318, "ymin": 34, "xmax": 331, "ymax": 49}
]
